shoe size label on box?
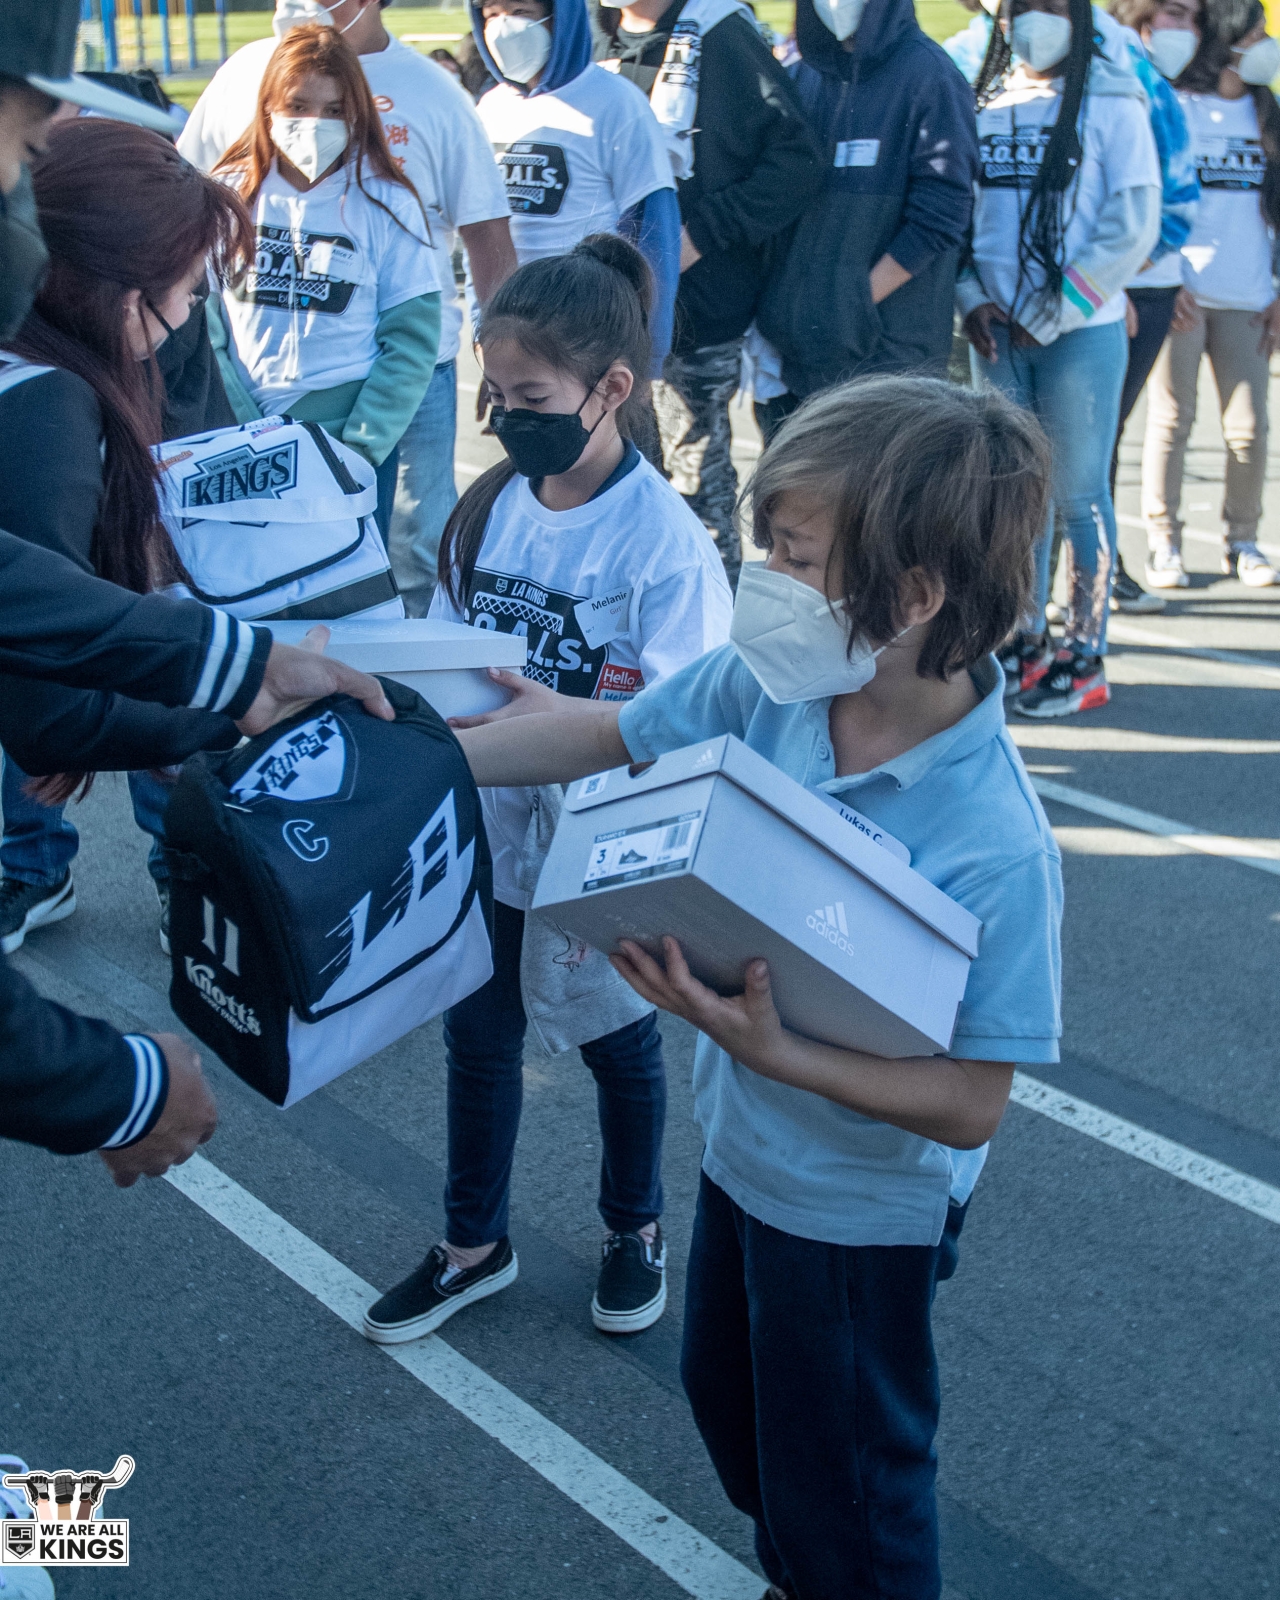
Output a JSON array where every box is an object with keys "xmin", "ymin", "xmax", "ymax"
[{"xmin": 583, "ymin": 811, "xmax": 702, "ymax": 892}]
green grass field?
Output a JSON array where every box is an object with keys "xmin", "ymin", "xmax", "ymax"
[{"xmin": 92, "ymin": 3, "xmax": 973, "ymax": 109}]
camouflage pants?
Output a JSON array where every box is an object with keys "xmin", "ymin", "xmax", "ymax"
[{"xmin": 653, "ymin": 337, "xmax": 744, "ymax": 585}]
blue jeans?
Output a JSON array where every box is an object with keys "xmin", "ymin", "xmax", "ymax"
[
  {"xmin": 0, "ymin": 757, "xmax": 77, "ymax": 887},
  {"xmin": 975, "ymin": 319, "xmax": 1127, "ymax": 656},
  {"xmin": 682, "ymin": 1172, "xmax": 966, "ymax": 1600},
  {"xmin": 388, "ymin": 358, "xmax": 458, "ymax": 617},
  {"xmin": 443, "ymin": 899, "xmax": 666, "ymax": 1247},
  {"xmin": 127, "ymin": 770, "xmax": 176, "ymax": 885}
]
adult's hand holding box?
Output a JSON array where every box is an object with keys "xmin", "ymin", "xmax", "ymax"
[{"xmin": 532, "ymin": 736, "xmax": 982, "ymax": 1058}]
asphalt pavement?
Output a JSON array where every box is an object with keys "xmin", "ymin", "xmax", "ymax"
[{"xmin": 3, "ymin": 348, "xmax": 1279, "ymax": 1600}]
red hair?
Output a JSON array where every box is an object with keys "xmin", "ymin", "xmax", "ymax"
[
  {"xmin": 13, "ymin": 117, "xmax": 254, "ymax": 594},
  {"xmin": 215, "ymin": 24, "xmax": 429, "ymax": 242}
]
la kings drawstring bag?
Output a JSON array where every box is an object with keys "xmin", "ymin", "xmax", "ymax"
[
  {"xmin": 152, "ymin": 416, "xmax": 403, "ymax": 622},
  {"xmin": 163, "ymin": 679, "xmax": 492, "ymax": 1107}
]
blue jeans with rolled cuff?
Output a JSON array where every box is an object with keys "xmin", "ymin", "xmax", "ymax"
[
  {"xmin": 443, "ymin": 899, "xmax": 666, "ymax": 1247},
  {"xmin": 682, "ymin": 1171, "xmax": 966, "ymax": 1600},
  {"xmin": 975, "ymin": 318, "xmax": 1127, "ymax": 656},
  {"xmin": 0, "ymin": 756, "xmax": 78, "ymax": 887}
]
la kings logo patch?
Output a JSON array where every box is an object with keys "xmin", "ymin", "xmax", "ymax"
[
  {"xmin": 495, "ymin": 142, "xmax": 568, "ymax": 215},
  {"xmin": 1196, "ymin": 135, "xmax": 1264, "ymax": 190},
  {"xmin": 181, "ymin": 437, "xmax": 298, "ymax": 509},
  {"xmin": 231, "ymin": 712, "xmax": 354, "ymax": 803}
]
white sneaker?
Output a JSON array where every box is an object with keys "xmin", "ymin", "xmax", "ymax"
[
  {"xmin": 1146, "ymin": 547, "xmax": 1189, "ymax": 589},
  {"xmin": 1224, "ymin": 542, "xmax": 1279, "ymax": 587}
]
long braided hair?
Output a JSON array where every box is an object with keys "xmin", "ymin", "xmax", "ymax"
[{"xmin": 974, "ymin": 0, "xmax": 1098, "ymax": 314}]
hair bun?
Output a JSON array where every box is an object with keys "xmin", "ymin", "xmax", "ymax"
[{"xmin": 572, "ymin": 232, "xmax": 653, "ymax": 320}]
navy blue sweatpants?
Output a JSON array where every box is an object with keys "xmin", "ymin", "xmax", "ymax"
[{"xmin": 681, "ymin": 1172, "xmax": 965, "ymax": 1600}]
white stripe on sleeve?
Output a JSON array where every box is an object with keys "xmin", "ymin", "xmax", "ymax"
[
  {"xmin": 211, "ymin": 615, "xmax": 260, "ymax": 713},
  {"xmin": 100, "ymin": 1035, "xmax": 167, "ymax": 1148},
  {"xmin": 189, "ymin": 606, "xmax": 231, "ymax": 710}
]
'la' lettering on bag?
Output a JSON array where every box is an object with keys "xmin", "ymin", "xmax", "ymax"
[
  {"xmin": 164, "ymin": 679, "xmax": 493, "ymax": 1106},
  {"xmin": 153, "ymin": 416, "xmax": 403, "ymax": 622}
]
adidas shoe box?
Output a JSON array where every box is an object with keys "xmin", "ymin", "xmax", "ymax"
[
  {"xmin": 263, "ymin": 618, "xmax": 528, "ymax": 721},
  {"xmin": 532, "ymin": 735, "xmax": 982, "ymax": 1058}
]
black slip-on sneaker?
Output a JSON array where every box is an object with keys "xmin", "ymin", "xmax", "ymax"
[
  {"xmin": 362, "ymin": 1239, "xmax": 518, "ymax": 1345},
  {"xmin": 591, "ymin": 1226, "xmax": 667, "ymax": 1334},
  {"xmin": 0, "ymin": 872, "xmax": 75, "ymax": 955}
]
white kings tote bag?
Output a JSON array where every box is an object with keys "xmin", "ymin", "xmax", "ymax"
[{"xmin": 153, "ymin": 416, "xmax": 404, "ymax": 621}]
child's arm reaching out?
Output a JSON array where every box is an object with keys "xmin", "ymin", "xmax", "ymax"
[
  {"xmin": 613, "ymin": 937, "xmax": 1014, "ymax": 1150},
  {"xmin": 454, "ymin": 701, "xmax": 630, "ymax": 789}
]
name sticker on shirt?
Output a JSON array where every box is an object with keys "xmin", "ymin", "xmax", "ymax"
[
  {"xmin": 834, "ymin": 139, "xmax": 880, "ymax": 169},
  {"xmin": 573, "ymin": 586, "xmax": 632, "ymax": 649},
  {"xmin": 306, "ymin": 238, "xmax": 358, "ymax": 278},
  {"xmin": 813, "ymin": 791, "xmax": 911, "ymax": 864},
  {"xmin": 583, "ymin": 811, "xmax": 702, "ymax": 892}
]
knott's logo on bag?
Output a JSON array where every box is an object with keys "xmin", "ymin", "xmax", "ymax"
[
  {"xmin": 2, "ymin": 1455, "xmax": 133, "ymax": 1568},
  {"xmin": 181, "ymin": 436, "xmax": 299, "ymax": 510}
]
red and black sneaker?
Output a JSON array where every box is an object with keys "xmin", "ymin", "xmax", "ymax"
[
  {"xmin": 1014, "ymin": 649, "xmax": 1110, "ymax": 718},
  {"xmin": 997, "ymin": 630, "xmax": 1054, "ymax": 699}
]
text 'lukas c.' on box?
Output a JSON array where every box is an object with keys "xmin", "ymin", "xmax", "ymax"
[{"xmin": 532, "ymin": 736, "xmax": 982, "ymax": 1058}]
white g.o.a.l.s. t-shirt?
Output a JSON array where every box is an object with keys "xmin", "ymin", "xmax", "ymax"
[
  {"xmin": 971, "ymin": 73, "xmax": 1160, "ymax": 328},
  {"xmin": 429, "ymin": 448, "xmax": 733, "ymax": 908},
  {"xmin": 219, "ymin": 161, "xmax": 439, "ymax": 414},
  {"xmin": 179, "ymin": 36, "xmax": 507, "ymax": 364},
  {"xmin": 476, "ymin": 65, "xmax": 675, "ymax": 262},
  {"xmin": 1174, "ymin": 92, "xmax": 1274, "ymax": 310}
]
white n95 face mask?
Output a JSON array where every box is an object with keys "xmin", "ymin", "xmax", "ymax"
[
  {"xmin": 812, "ymin": 0, "xmax": 866, "ymax": 42},
  {"xmin": 1010, "ymin": 11, "xmax": 1072, "ymax": 70},
  {"xmin": 270, "ymin": 115, "xmax": 350, "ymax": 181},
  {"xmin": 1146, "ymin": 27, "xmax": 1197, "ymax": 79},
  {"xmin": 730, "ymin": 564, "xmax": 893, "ymax": 704},
  {"xmin": 273, "ymin": 0, "xmax": 361, "ymax": 36},
  {"xmin": 485, "ymin": 15, "xmax": 552, "ymax": 83},
  {"xmin": 1236, "ymin": 34, "xmax": 1280, "ymax": 84}
]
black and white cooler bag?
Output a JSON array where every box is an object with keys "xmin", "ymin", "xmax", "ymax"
[
  {"xmin": 153, "ymin": 416, "xmax": 403, "ymax": 622},
  {"xmin": 163, "ymin": 679, "xmax": 492, "ymax": 1107}
]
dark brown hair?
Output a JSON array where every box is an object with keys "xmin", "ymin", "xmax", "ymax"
[
  {"xmin": 744, "ymin": 376, "xmax": 1050, "ymax": 681},
  {"xmin": 12, "ymin": 117, "xmax": 253, "ymax": 593},
  {"xmin": 438, "ymin": 233, "xmax": 654, "ymax": 609},
  {"xmin": 215, "ymin": 23, "xmax": 428, "ymax": 241},
  {"xmin": 1178, "ymin": 0, "xmax": 1280, "ymax": 229}
]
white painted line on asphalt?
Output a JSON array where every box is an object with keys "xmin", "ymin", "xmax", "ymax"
[
  {"xmin": 1031, "ymin": 777, "xmax": 1280, "ymax": 877},
  {"xmin": 164, "ymin": 1155, "xmax": 760, "ymax": 1600},
  {"xmin": 1106, "ymin": 620, "xmax": 1280, "ymax": 678},
  {"xmin": 1011, "ymin": 1075, "xmax": 1280, "ymax": 1227},
  {"xmin": 1012, "ymin": 725, "xmax": 1280, "ymax": 755},
  {"xmin": 1116, "ymin": 511, "xmax": 1280, "ymax": 563}
]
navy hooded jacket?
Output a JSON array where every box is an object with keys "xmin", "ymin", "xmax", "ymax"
[
  {"xmin": 757, "ymin": 0, "xmax": 979, "ymax": 395},
  {"xmin": 471, "ymin": 0, "xmax": 681, "ymax": 369}
]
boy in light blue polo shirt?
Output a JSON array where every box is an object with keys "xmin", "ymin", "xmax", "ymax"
[{"xmin": 456, "ymin": 374, "xmax": 1063, "ymax": 1599}]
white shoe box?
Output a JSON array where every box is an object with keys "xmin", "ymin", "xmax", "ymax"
[
  {"xmin": 532, "ymin": 735, "xmax": 982, "ymax": 1058},
  {"xmin": 263, "ymin": 618, "xmax": 528, "ymax": 720}
]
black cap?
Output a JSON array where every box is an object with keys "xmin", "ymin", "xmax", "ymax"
[{"xmin": 1, "ymin": 0, "xmax": 176, "ymax": 132}]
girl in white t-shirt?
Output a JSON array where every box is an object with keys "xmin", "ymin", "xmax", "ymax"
[
  {"xmin": 212, "ymin": 23, "xmax": 441, "ymax": 534},
  {"xmin": 362, "ymin": 235, "xmax": 732, "ymax": 1347},
  {"xmin": 960, "ymin": 0, "xmax": 1162, "ymax": 716},
  {"xmin": 1141, "ymin": 0, "xmax": 1280, "ymax": 588}
]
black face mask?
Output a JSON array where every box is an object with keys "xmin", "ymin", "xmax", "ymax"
[
  {"xmin": 0, "ymin": 167, "xmax": 51, "ymax": 344},
  {"xmin": 489, "ymin": 379, "xmax": 607, "ymax": 479}
]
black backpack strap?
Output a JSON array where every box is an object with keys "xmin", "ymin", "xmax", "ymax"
[{"xmin": 290, "ymin": 417, "xmax": 364, "ymax": 497}]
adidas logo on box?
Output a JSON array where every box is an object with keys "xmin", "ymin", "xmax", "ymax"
[{"xmin": 807, "ymin": 900, "xmax": 854, "ymax": 955}]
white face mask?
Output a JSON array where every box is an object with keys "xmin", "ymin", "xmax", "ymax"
[
  {"xmin": 269, "ymin": 114, "xmax": 350, "ymax": 181},
  {"xmin": 1010, "ymin": 10, "xmax": 1072, "ymax": 70},
  {"xmin": 273, "ymin": 0, "xmax": 361, "ymax": 36},
  {"xmin": 1235, "ymin": 34, "xmax": 1280, "ymax": 84},
  {"xmin": 979, "ymin": 0, "xmax": 1002, "ymax": 16},
  {"xmin": 730, "ymin": 565, "xmax": 902, "ymax": 705},
  {"xmin": 812, "ymin": 0, "xmax": 866, "ymax": 42},
  {"xmin": 485, "ymin": 14, "xmax": 552, "ymax": 82},
  {"xmin": 1145, "ymin": 26, "xmax": 1197, "ymax": 78}
]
